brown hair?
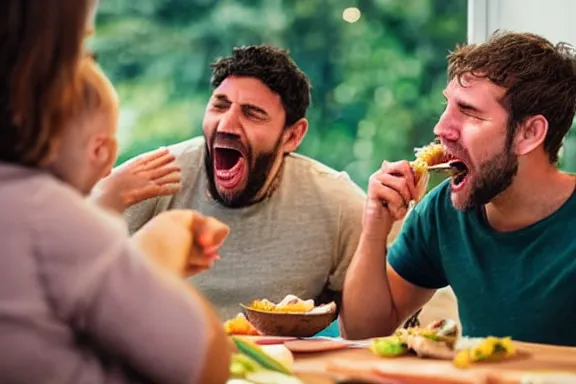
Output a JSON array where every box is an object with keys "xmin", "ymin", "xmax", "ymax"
[
  {"xmin": 70, "ymin": 57, "xmax": 119, "ymax": 133},
  {"xmin": 447, "ymin": 30, "xmax": 576, "ymax": 163},
  {"xmin": 0, "ymin": 0, "xmax": 94, "ymax": 166}
]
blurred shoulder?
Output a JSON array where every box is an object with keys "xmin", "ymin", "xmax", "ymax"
[{"xmin": 166, "ymin": 137, "xmax": 205, "ymax": 160}]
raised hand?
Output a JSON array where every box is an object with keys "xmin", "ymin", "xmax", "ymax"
[
  {"xmin": 91, "ymin": 147, "xmax": 181, "ymax": 213},
  {"xmin": 363, "ymin": 160, "xmax": 418, "ymax": 240},
  {"xmin": 132, "ymin": 210, "xmax": 230, "ymax": 277}
]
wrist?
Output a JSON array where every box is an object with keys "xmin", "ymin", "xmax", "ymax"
[
  {"xmin": 91, "ymin": 183, "xmax": 128, "ymax": 214},
  {"xmin": 360, "ymin": 219, "xmax": 392, "ymax": 243}
]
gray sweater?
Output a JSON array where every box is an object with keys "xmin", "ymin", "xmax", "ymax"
[
  {"xmin": 124, "ymin": 137, "xmax": 367, "ymax": 320},
  {"xmin": 0, "ymin": 163, "xmax": 207, "ymax": 384}
]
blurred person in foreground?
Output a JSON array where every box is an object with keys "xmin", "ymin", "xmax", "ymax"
[
  {"xmin": 0, "ymin": 1, "xmax": 231, "ymax": 383},
  {"xmin": 93, "ymin": 45, "xmax": 368, "ymax": 321},
  {"xmin": 340, "ymin": 31, "xmax": 576, "ymax": 346}
]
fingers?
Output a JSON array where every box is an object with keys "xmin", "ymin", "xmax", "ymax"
[
  {"xmin": 367, "ymin": 176, "xmax": 409, "ymax": 220},
  {"xmin": 185, "ymin": 264, "xmax": 211, "ymax": 276},
  {"xmin": 366, "ymin": 161, "xmax": 418, "ymax": 221},
  {"xmin": 147, "ymin": 164, "xmax": 181, "ymax": 181},
  {"xmin": 372, "ymin": 172, "xmax": 412, "ymax": 208},
  {"xmin": 130, "ymin": 147, "xmax": 170, "ymax": 167},
  {"xmin": 141, "ymin": 149, "xmax": 177, "ymax": 171},
  {"xmin": 157, "ymin": 183, "xmax": 180, "ymax": 197},
  {"xmin": 380, "ymin": 160, "xmax": 418, "ymax": 200},
  {"xmin": 152, "ymin": 169, "xmax": 181, "ymax": 186},
  {"xmin": 125, "ymin": 184, "xmax": 170, "ymax": 205},
  {"xmin": 151, "ymin": 210, "xmax": 228, "ymax": 277},
  {"xmin": 194, "ymin": 216, "xmax": 230, "ymax": 250}
]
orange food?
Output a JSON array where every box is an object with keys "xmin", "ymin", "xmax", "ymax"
[
  {"xmin": 224, "ymin": 313, "xmax": 260, "ymax": 336},
  {"xmin": 411, "ymin": 142, "xmax": 446, "ymax": 182},
  {"xmin": 248, "ymin": 296, "xmax": 315, "ymax": 313}
]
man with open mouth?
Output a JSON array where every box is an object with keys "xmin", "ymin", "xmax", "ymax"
[
  {"xmin": 341, "ymin": 31, "xmax": 576, "ymax": 347},
  {"xmin": 96, "ymin": 45, "xmax": 367, "ymax": 323}
]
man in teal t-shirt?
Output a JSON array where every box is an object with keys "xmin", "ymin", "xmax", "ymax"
[
  {"xmin": 340, "ymin": 31, "xmax": 576, "ymax": 346},
  {"xmin": 388, "ymin": 179, "xmax": 576, "ymax": 345}
]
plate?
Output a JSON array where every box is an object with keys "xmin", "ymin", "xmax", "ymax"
[{"xmin": 284, "ymin": 339, "xmax": 350, "ymax": 353}]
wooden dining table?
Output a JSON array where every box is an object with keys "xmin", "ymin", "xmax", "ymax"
[{"xmin": 287, "ymin": 339, "xmax": 576, "ymax": 384}]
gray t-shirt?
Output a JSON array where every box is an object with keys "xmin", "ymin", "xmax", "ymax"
[
  {"xmin": 0, "ymin": 162, "xmax": 207, "ymax": 384},
  {"xmin": 124, "ymin": 137, "xmax": 366, "ymax": 319}
]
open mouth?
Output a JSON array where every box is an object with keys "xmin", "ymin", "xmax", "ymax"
[
  {"xmin": 213, "ymin": 147, "xmax": 246, "ymax": 189},
  {"xmin": 448, "ymin": 159, "xmax": 469, "ymax": 188}
]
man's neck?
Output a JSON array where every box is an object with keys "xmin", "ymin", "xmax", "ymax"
[
  {"xmin": 252, "ymin": 154, "xmax": 286, "ymax": 203},
  {"xmin": 484, "ymin": 164, "xmax": 575, "ymax": 232}
]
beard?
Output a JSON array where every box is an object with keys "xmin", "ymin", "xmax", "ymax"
[
  {"xmin": 460, "ymin": 133, "xmax": 518, "ymax": 211},
  {"xmin": 204, "ymin": 132, "xmax": 283, "ymax": 208}
]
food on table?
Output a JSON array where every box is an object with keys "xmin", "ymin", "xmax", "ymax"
[
  {"xmin": 247, "ymin": 294, "xmax": 336, "ymax": 314},
  {"xmin": 230, "ymin": 352, "xmax": 261, "ymax": 376},
  {"xmin": 224, "ymin": 313, "xmax": 260, "ymax": 336},
  {"xmin": 453, "ymin": 336, "xmax": 516, "ymax": 368},
  {"xmin": 232, "ymin": 336, "xmax": 292, "ymax": 374},
  {"xmin": 369, "ymin": 319, "xmax": 517, "ymax": 368},
  {"xmin": 228, "ymin": 337, "xmax": 303, "ymax": 384},
  {"xmin": 371, "ymin": 319, "xmax": 458, "ymax": 359},
  {"xmin": 370, "ymin": 335, "xmax": 409, "ymax": 357}
]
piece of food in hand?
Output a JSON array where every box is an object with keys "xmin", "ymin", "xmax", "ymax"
[
  {"xmin": 370, "ymin": 336, "xmax": 409, "ymax": 357},
  {"xmin": 410, "ymin": 142, "xmax": 447, "ymax": 201},
  {"xmin": 453, "ymin": 336, "xmax": 516, "ymax": 368},
  {"xmin": 411, "ymin": 141, "xmax": 471, "ymax": 200},
  {"xmin": 411, "ymin": 142, "xmax": 447, "ymax": 182},
  {"xmin": 224, "ymin": 313, "xmax": 260, "ymax": 336}
]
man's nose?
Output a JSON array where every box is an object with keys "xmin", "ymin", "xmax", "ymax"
[
  {"xmin": 433, "ymin": 110, "xmax": 460, "ymax": 142},
  {"xmin": 216, "ymin": 105, "xmax": 243, "ymax": 135}
]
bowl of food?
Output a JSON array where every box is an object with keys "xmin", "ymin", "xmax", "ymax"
[{"xmin": 240, "ymin": 295, "xmax": 337, "ymax": 338}]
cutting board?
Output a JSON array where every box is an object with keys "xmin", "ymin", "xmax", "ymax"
[{"xmin": 293, "ymin": 341, "xmax": 576, "ymax": 384}]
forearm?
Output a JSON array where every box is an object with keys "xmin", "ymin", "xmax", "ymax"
[
  {"xmin": 184, "ymin": 284, "xmax": 231, "ymax": 384},
  {"xmin": 340, "ymin": 235, "xmax": 400, "ymax": 340}
]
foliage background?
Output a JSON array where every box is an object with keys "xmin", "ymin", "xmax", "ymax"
[{"xmin": 91, "ymin": 0, "xmax": 576, "ymax": 191}]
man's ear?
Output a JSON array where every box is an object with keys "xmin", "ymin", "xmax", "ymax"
[
  {"xmin": 282, "ymin": 118, "xmax": 308, "ymax": 153},
  {"xmin": 513, "ymin": 115, "xmax": 548, "ymax": 156}
]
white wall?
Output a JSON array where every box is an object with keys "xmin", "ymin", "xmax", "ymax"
[
  {"xmin": 468, "ymin": 0, "xmax": 576, "ymax": 45},
  {"xmin": 468, "ymin": 0, "xmax": 576, "ymax": 171}
]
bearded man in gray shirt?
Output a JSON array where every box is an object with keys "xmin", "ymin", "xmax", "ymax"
[{"xmin": 94, "ymin": 45, "xmax": 367, "ymax": 321}]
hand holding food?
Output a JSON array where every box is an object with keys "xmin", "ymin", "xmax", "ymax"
[
  {"xmin": 132, "ymin": 210, "xmax": 229, "ymax": 277},
  {"xmin": 410, "ymin": 142, "xmax": 446, "ymax": 200},
  {"xmin": 364, "ymin": 141, "xmax": 462, "ymax": 238}
]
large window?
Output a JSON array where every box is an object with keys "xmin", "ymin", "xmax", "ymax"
[{"xmin": 92, "ymin": 0, "xmax": 468, "ymax": 188}]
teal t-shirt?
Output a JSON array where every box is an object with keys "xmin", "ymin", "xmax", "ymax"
[{"xmin": 388, "ymin": 180, "xmax": 576, "ymax": 346}]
